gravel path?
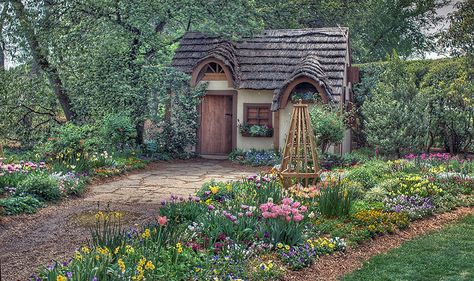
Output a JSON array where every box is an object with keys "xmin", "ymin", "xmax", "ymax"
[{"xmin": 0, "ymin": 159, "xmax": 263, "ymax": 281}]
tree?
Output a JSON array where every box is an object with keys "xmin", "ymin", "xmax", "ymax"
[
  {"xmin": 440, "ymin": 0, "xmax": 474, "ymax": 57},
  {"xmin": 2, "ymin": 0, "xmax": 264, "ymax": 145},
  {"xmin": 257, "ymin": 0, "xmax": 447, "ymax": 63},
  {"xmin": 362, "ymin": 52, "xmax": 426, "ymax": 155},
  {"xmin": 9, "ymin": 0, "xmax": 75, "ymax": 120}
]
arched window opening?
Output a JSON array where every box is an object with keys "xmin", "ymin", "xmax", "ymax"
[{"xmin": 289, "ymin": 82, "xmax": 321, "ymax": 104}]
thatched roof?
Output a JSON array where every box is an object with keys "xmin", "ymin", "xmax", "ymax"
[{"xmin": 172, "ymin": 28, "xmax": 349, "ymax": 107}]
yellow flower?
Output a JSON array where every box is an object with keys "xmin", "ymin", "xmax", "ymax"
[
  {"xmin": 226, "ymin": 184, "xmax": 232, "ymax": 192},
  {"xmin": 210, "ymin": 185, "xmax": 220, "ymax": 194},
  {"xmin": 95, "ymin": 211, "xmax": 104, "ymax": 220},
  {"xmin": 114, "ymin": 246, "xmax": 120, "ymax": 254},
  {"xmin": 74, "ymin": 251, "xmax": 82, "ymax": 261},
  {"xmin": 141, "ymin": 228, "xmax": 151, "ymax": 239},
  {"xmin": 81, "ymin": 246, "xmax": 91, "ymax": 254},
  {"xmin": 205, "ymin": 198, "xmax": 212, "ymax": 205},
  {"xmin": 176, "ymin": 242, "xmax": 183, "ymax": 254},
  {"xmin": 95, "ymin": 254, "xmax": 100, "ymax": 261},
  {"xmin": 145, "ymin": 260, "xmax": 155, "ymax": 270},
  {"xmin": 97, "ymin": 246, "xmax": 110, "ymax": 255},
  {"xmin": 125, "ymin": 245, "xmax": 135, "ymax": 254},
  {"xmin": 277, "ymin": 242, "xmax": 283, "ymax": 249},
  {"xmin": 284, "ymin": 245, "xmax": 290, "ymax": 251},
  {"xmin": 57, "ymin": 275, "xmax": 67, "ymax": 281},
  {"xmin": 138, "ymin": 256, "xmax": 146, "ymax": 267},
  {"xmin": 118, "ymin": 258, "xmax": 126, "ymax": 273}
]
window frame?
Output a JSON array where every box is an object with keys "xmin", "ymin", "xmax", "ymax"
[{"xmin": 243, "ymin": 103, "xmax": 272, "ymax": 127}]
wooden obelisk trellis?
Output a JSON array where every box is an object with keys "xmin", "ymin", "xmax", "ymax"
[{"xmin": 279, "ymin": 100, "xmax": 320, "ymax": 187}]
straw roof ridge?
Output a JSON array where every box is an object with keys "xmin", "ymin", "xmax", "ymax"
[{"xmin": 171, "ymin": 28, "xmax": 349, "ymax": 97}]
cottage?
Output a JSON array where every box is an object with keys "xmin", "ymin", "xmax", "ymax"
[{"xmin": 172, "ymin": 28, "xmax": 358, "ymax": 157}]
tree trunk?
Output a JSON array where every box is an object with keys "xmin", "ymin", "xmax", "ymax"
[
  {"xmin": 0, "ymin": 4, "xmax": 6, "ymax": 72},
  {"xmin": 10, "ymin": 0, "xmax": 75, "ymax": 121}
]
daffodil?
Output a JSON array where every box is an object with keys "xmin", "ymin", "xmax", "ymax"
[{"xmin": 210, "ymin": 185, "xmax": 219, "ymax": 194}]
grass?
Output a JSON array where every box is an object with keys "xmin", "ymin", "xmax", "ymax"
[{"xmin": 342, "ymin": 215, "xmax": 474, "ymax": 281}]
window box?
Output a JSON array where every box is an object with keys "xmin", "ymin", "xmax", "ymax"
[
  {"xmin": 240, "ymin": 103, "xmax": 273, "ymax": 137},
  {"xmin": 239, "ymin": 123, "xmax": 274, "ymax": 137}
]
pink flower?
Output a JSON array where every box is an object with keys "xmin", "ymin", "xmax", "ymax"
[
  {"xmin": 282, "ymin": 198, "xmax": 292, "ymax": 205},
  {"xmin": 262, "ymin": 211, "xmax": 272, "ymax": 219},
  {"xmin": 245, "ymin": 211, "xmax": 253, "ymax": 217},
  {"xmin": 293, "ymin": 214, "xmax": 304, "ymax": 222},
  {"xmin": 291, "ymin": 201, "xmax": 301, "ymax": 208},
  {"xmin": 300, "ymin": 206, "xmax": 308, "ymax": 213},
  {"xmin": 157, "ymin": 215, "xmax": 168, "ymax": 226},
  {"xmin": 208, "ymin": 204, "xmax": 215, "ymax": 211}
]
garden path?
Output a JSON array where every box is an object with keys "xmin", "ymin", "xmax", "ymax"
[
  {"xmin": 0, "ymin": 159, "xmax": 264, "ymax": 281},
  {"xmin": 85, "ymin": 159, "xmax": 261, "ymax": 204}
]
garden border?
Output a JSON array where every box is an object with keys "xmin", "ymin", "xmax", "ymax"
[{"xmin": 284, "ymin": 206, "xmax": 474, "ymax": 281}]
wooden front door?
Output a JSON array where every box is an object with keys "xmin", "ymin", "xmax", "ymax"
[{"xmin": 200, "ymin": 95, "xmax": 233, "ymax": 155}]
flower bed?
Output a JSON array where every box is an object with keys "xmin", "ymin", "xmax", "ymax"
[
  {"xmin": 0, "ymin": 154, "xmax": 146, "ymax": 216},
  {"xmin": 32, "ymin": 156, "xmax": 474, "ymax": 280}
]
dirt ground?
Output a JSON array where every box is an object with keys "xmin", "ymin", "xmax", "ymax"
[{"xmin": 0, "ymin": 159, "xmax": 264, "ymax": 281}]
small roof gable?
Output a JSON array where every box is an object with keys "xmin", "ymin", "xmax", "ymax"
[{"xmin": 172, "ymin": 28, "xmax": 349, "ymax": 96}]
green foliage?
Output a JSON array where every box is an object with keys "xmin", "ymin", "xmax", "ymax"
[
  {"xmin": 440, "ymin": 0, "xmax": 474, "ymax": 57},
  {"xmin": 257, "ymin": 0, "xmax": 444, "ymax": 63},
  {"xmin": 16, "ymin": 173, "xmax": 60, "ymax": 202},
  {"xmin": 90, "ymin": 211, "xmax": 127, "ymax": 252},
  {"xmin": 355, "ymin": 56, "xmax": 474, "ymax": 153},
  {"xmin": 0, "ymin": 195, "xmax": 44, "ymax": 215},
  {"xmin": 37, "ymin": 123, "xmax": 99, "ymax": 172},
  {"xmin": 318, "ymin": 181, "xmax": 354, "ymax": 218},
  {"xmin": 345, "ymin": 160, "xmax": 389, "ymax": 190},
  {"xmin": 309, "ymin": 105, "xmax": 345, "ymax": 153},
  {"xmin": 100, "ymin": 113, "xmax": 137, "ymax": 150},
  {"xmin": 157, "ymin": 69, "xmax": 206, "ymax": 158},
  {"xmin": 362, "ymin": 52, "xmax": 425, "ymax": 155}
]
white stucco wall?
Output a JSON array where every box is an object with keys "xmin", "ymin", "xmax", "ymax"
[
  {"xmin": 198, "ymin": 80, "xmax": 352, "ymax": 155},
  {"xmin": 236, "ymin": 89, "xmax": 274, "ymax": 150}
]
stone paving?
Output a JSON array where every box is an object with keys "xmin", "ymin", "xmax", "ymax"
[{"xmin": 85, "ymin": 160, "xmax": 263, "ymax": 204}]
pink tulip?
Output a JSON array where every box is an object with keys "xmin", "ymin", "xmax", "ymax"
[{"xmin": 157, "ymin": 215, "xmax": 168, "ymax": 226}]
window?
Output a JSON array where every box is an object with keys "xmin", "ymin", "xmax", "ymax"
[
  {"xmin": 203, "ymin": 62, "xmax": 227, "ymax": 81},
  {"xmin": 243, "ymin": 103, "xmax": 272, "ymax": 126}
]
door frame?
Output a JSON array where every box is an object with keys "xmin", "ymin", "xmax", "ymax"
[{"xmin": 197, "ymin": 90, "xmax": 237, "ymax": 155}]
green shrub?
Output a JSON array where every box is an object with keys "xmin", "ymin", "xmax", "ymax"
[
  {"xmin": 342, "ymin": 148, "xmax": 375, "ymax": 164},
  {"xmin": 0, "ymin": 196, "xmax": 44, "ymax": 214},
  {"xmin": 100, "ymin": 113, "xmax": 137, "ymax": 150},
  {"xmin": 16, "ymin": 173, "xmax": 60, "ymax": 201},
  {"xmin": 37, "ymin": 123, "xmax": 100, "ymax": 172},
  {"xmin": 309, "ymin": 105, "xmax": 345, "ymax": 153}
]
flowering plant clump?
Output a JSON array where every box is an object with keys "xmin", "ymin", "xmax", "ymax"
[
  {"xmin": 260, "ymin": 198, "xmax": 307, "ymax": 222},
  {"xmin": 404, "ymin": 152, "xmax": 451, "ymax": 162},
  {"xmin": 384, "ymin": 195, "xmax": 435, "ymax": 220},
  {"xmin": 286, "ymin": 183, "xmax": 319, "ymax": 200},
  {"xmin": 351, "ymin": 209, "xmax": 409, "ymax": 236},
  {"xmin": 276, "ymin": 236, "xmax": 345, "ymax": 270},
  {"xmin": 386, "ymin": 174, "xmax": 443, "ymax": 197}
]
